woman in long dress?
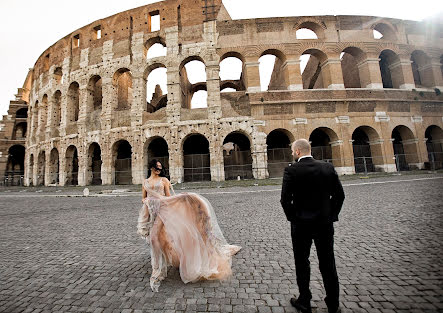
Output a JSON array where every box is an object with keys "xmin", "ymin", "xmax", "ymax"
[{"xmin": 137, "ymin": 159, "xmax": 241, "ymax": 292}]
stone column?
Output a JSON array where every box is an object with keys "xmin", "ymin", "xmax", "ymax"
[
  {"xmin": 76, "ymin": 145, "xmax": 87, "ymax": 186},
  {"xmin": 130, "ymin": 72, "xmax": 145, "ymax": 128},
  {"xmin": 424, "ymin": 58, "xmax": 443, "ymax": 89},
  {"xmin": 209, "ymin": 125, "xmax": 224, "ymax": 182},
  {"xmin": 44, "ymin": 150, "xmax": 51, "ymax": 186},
  {"xmin": 320, "ymin": 59, "xmax": 345, "ymax": 89},
  {"xmin": 100, "ymin": 76, "xmax": 114, "ymax": 131},
  {"xmin": 251, "ymin": 132, "xmax": 268, "ymax": 179},
  {"xmin": 357, "ymin": 58, "xmax": 384, "ymax": 89},
  {"xmin": 244, "ymin": 56, "xmax": 261, "ymax": 93},
  {"xmin": 206, "ymin": 60, "xmax": 223, "ymax": 120},
  {"xmin": 377, "ymin": 114, "xmax": 397, "ymax": 172},
  {"xmin": 58, "ymin": 148, "xmax": 66, "ymax": 187},
  {"xmin": 412, "ymin": 116, "xmax": 429, "ymax": 169},
  {"xmin": 168, "ymin": 127, "xmax": 183, "ymax": 183},
  {"xmin": 389, "ymin": 59, "xmax": 415, "ymax": 89},
  {"xmin": 59, "ymin": 92, "xmax": 68, "ymax": 137},
  {"xmin": 284, "ymin": 57, "xmax": 303, "ymax": 90},
  {"xmin": 329, "ymin": 140, "xmax": 353, "ymax": 175},
  {"xmin": 132, "ymin": 134, "xmax": 144, "ymax": 185},
  {"xmin": 101, "ymin": 150, "xmax": 113, "ymax": 185},
  {"xmin": 77, "ymin": 80, "xmax": 88, "ymax": 136}
]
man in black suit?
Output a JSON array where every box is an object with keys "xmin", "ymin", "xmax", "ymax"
[{"xmin": 280, "ymin": 139, "xmax": 345, "ymax": 313}]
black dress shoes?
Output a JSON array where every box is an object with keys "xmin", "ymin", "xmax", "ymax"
[{"xmin": 290, "ymin": 297, "xmax": 312, "ymax": 313}]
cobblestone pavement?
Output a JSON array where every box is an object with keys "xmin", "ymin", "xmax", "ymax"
[{"xmin": 1, "ymin": 174, "xmax": 442, "ymax": 313}]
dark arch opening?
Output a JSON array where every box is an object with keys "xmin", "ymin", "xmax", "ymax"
[
  {"xmin": 392, "ymin": 126, "xmax": 419, "ymax": 171},
  {"xmin": 114, "ymin": 140, "xmax": 132, "ymax": 185},
  {"xmin": 223, "ymin": 132, "xmax": 253, "ymax": 180},
  {"xmin": 16, "ymin": 108, "xmax": 28, "ymax": 118},
  {"xmin": 425, "ymin": 125, "xmax": 443, "ymax": 170},
  {"xmin": 5, "ymin": 145, "xmax": 25, "ymax": 186},
  {"xmin": 147, "ymin": 137, "xmax": 169, "ymax": 178},
  {"xmin": 65, "ymin": 146, "xmax": 78, "ymax": 186},
  {"xmin": 310, "ymin": 129, "xmax": 332, "ymax": 161},
  {"xmin": 88, "ymin": 143, "xmax": 102, "ymax": 185},
  {"xmin": 49, "ymin": 148, "xmax": 59, "ymax": 185},
  {"xmin": 267, "ymin": 129, "xmax": 292, "ymax": 178},
  {"xmin": 183, "ymin": 134, "xmax": 210, "ymax": 182},
  {"xmin": 352, "ymin": 128, "xmax": 375, "ymax": 173}
]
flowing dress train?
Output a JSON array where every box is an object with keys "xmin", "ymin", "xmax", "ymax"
[{"xmin": 137, "ymin": 179, "xmax": 241, "ymax": 292}]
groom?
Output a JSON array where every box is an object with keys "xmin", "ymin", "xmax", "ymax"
[{"xmin": 280, "ymin": 139, "xmax": 345, "ymax": 313}]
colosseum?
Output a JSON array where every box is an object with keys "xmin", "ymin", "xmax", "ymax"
[{"xmin": 0, "ymin": 0, "xmax": 442, "ymax": 186}]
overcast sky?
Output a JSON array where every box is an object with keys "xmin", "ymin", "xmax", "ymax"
[{"xmin": 0, "ymin": 0, "xmax": 441, "ymax": 116}]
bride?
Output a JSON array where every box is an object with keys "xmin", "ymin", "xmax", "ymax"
[{"xmin": 137, "ymin": 159, "xmax": 241, "ymax": 292}]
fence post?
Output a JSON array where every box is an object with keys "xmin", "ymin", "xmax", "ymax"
[
  {"xmin": 394, "ymin": 154, "xmax": 400, "ymax": 173},
  {"xmin": 363, "ymin": 157, "xmax": 368, "ymax": 176},
  {"xmin": 430, "ymin": 152, "xmax": 436, "ymax": 172}
]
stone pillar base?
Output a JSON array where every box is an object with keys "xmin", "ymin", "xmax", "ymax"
[
  {"xmin": 375, "ymin": 164, "xmax": 397, "ymax": 173},
  {"xmin": 409, "ymin": 162, "xmax": 425, "ymax": 170},
  {"xmin": 335, "ymin": 166, "xmax": 355, "ymax": 175}
]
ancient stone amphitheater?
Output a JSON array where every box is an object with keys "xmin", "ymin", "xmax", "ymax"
[{"xmin": 1, "ymin": 0, "xmax": 442, "ymax": 186}]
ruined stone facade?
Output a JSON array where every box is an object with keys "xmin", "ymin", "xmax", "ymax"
[{"xmin": 2, "ymin": 0, "xmax": 443, "ymax": 186}]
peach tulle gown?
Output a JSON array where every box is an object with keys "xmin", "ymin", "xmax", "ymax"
[{"xmin": 137, "ymin": 179, "xmax": 241, "ymax": 292}]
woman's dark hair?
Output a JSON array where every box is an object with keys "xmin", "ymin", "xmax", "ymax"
[{"xmin": 147, "ymin": 159, "xmax": 166, "ymax": 178}]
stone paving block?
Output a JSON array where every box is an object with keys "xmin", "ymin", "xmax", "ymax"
[{"xmin": 1, "ymin": 176, "xmax": 443, "ymax": 312}]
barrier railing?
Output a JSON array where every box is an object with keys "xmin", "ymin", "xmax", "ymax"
[{"xmin": 5, "ymin": 152, "xmax": 443, "ymax": 187}]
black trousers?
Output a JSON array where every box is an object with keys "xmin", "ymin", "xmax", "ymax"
[{"xmin": 291, "ymin": 222, "xmax": 339, "ymax": 308}]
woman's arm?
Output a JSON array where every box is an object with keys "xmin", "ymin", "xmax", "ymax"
[
  {"xmin": 163, "ymin": 177, "xmax": 171, "ymax": 197},
  {"xmin": 142, "ymin": 184, "xmax": 147, "ymax": 203}
]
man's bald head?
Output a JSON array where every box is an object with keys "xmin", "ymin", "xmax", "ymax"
[{"xmin": 292, "ymin": 139, "xmax": 311, "ymax": 158}]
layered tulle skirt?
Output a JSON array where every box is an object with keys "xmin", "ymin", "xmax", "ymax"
[{"xmin": 137, "ymin": 190, "xmax": 241, "ymax": 292}]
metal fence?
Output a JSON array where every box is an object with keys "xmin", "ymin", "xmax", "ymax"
[{"xmin": 3, "ymin": 152, "xmax": 442, "ymax": 187}]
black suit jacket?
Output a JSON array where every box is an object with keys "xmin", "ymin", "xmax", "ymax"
[{"xmin": 280, "ymin": 157, "xmax": 345, "ymax": 224}]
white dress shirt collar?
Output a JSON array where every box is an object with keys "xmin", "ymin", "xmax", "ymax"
[{"xmin": 297, "ymin": 155, "xmax": 313, "ymax": 162}]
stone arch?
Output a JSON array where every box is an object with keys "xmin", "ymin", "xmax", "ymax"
[
  {"xmin": 5, "ymin": 145, "xmax": 25, "ymax": 186},
  {"xmin": 295, "ymin": 21, "xmax": 325, "ymax": 39},
  {"xmin": 372, "ymin": 22, "xmax": 397, "ymax": 41},
  {"xmin": 259, "ymin": 49, "xmax": 288, "ymax": 91},
  {"xmin": 392, "ymin": 125, "xmax": 419, "ymax": 170},
  {"xmin": 65, "ymin": 145, "xmax": 79, "ymax": 186},
  {"xmin": 112, "ymin": 140, "xmax": 132, "ymax": 185},
  {"xmin": 67, "ymin": 82, "xmax": 80, "ymax": 122},
  {"xmin": 145, "ymin": 36, "xmax": 167, "ymax": 59},
  {"xmin": 219, "ymin": 52, "xmax": 245, "ymax": 92},
  {"xmin": 53, "ymin": 67, "xmax": 63, "ymax": 84},
  {"xmin": 87, "ymin": 75, "xmax": 103, "ymax": 112},
  {"xmin": 379, "ymin": 49, "xmax": 402, "ymax": 88},
  {"xmin": 15, "ymin": 108, "xmax": 27, "ymax": 118},
  {"xmin": 49, "ymin": 148, "xmax": 59, "ymax": 185},
  {"xmin": 113, "ymin": 69, "xmax": 132, "ymax": 110},
  {"xmin": 144, "ymin": 63, "xmax": 168, "ymax": 113},
  {"xmin": 86, "ymin": 142, "xmax": 102, "ymax": 185},
  {"xmin": 51, "ymin": 91, "xmax": 62, "ymax": 129},
  {"xmin": 410, "ymin": 50, "xmax": 433, "ymax": 88},
  {"xmin": 37, "ymin": 150, "xmax": 46, "ymax": 186},
  {"xmin": 144, "ymin": 136, "xmax": 170, "ymax": 178},
  {"xmin": 223, "ymin": 131, "xmax": 253, "ymax": 180},
  {"xmin": 39, "ymin": 94, "xmax": 48, "ymax": 134},
  {"xmin": 309, "ymin": 127, "xmax": 341, "ymax": 166},
  {"xmin": 13, "ymin": 122, "xmax": 27, "ymax": 139},
  {"xmin": 266, "ymin": 128, "xmax": 294, "ymax": 178},
  {"xmin": 182, "ymin": 133, "xmax": 211, "ymax": 182},
  {"xmin": 179, "ymin": 56, "xmax": 207, "ymax": 108},
  {"xmin": 341, "ymin": 47, "xmax": 367, "ymax": 88},
  {"xmin": 300, "ymin": 48, "xmax": 328, "ymax": 89},
  {"xmin": 352, "ymin": 126, "xmax": 382, "ymax": 173},
  {"xmin": 425, "ymin": 125, "xmax": 443, "ymax": 170}
]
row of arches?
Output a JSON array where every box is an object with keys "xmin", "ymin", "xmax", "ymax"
[
  {"xmin": 31, "ymin": 47, "xmax": 443, "ymax": 139},
  {"xmin": 26, "ymin": 124, "xmax": 443, "ymax": 186}
]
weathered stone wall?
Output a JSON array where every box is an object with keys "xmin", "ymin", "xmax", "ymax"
[{"xmin": 3, "ymin": 0, "xmax": 442, "ymax": 186}]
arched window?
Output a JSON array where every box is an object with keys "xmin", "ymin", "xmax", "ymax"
[
  {"xmin": 67, "ymin": 82, "xmax": 80, "ymax": 122},
  {"xmin": 180, "ymin": 58, "xmax": 207, "ymax": 109},
  {"xmin": 259, "ymin": 50, "xmax": 287, "ymax": 91}
]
